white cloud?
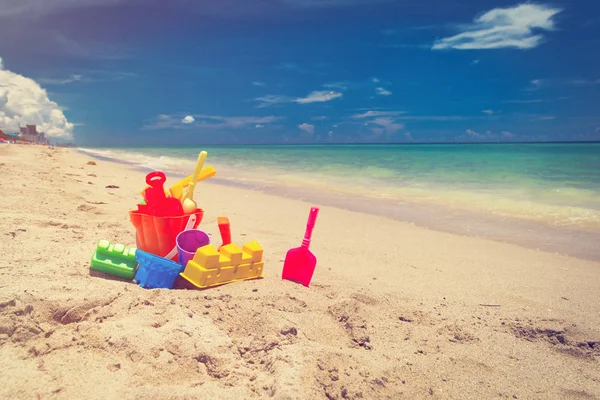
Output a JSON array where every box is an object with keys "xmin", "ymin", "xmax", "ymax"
[
  {"xmin": 371, "ymin": 77, "xmax": 380, "ymax": 83},
  {"xmin": 460, "ymin": 129, "xmax": 516, "ymax": 141},
  {"xmin": 38, "ymin": 74, "xmax": 84, "ymax": 85},
  {"xmin": 311, "ymin": 116, "xmax": 328, "ymax": 121},
  {"xmin": 255, "ymin": 124, "xmax": 264, "ymax": 128},
  {"xmin": 356, "ymin": 113, "xmax": 405, "ymax": 136},
  {"xmin": 352, "ymin": 110, "xmax": 405, "ymax": 119},
  {"xmin": 471, "ymin": 59, "xmax": 480, "ymax": 65},
  {"xmin": 376, "ymin": 87, "xmax": 392, "ymax": 96},
  {"xmin": 0, "ymin": 56, "xmax": 74, "ymax": 140},
  {"xmin": 369, "ymin": 117, "xmax": 403, "ymax": 134},
  {"xmin": 353, "ymin": 110, "xmax": 485, "ymax": 121},
  {"xmin": 144, "ymin": 114, "xmax": 281, "ymax": 130},
  {"xmin": 182, "ymin": 115, "xmax": 195, "ymax": 124},
  {"xmin": 295, "ymin": 90, "xmax": 342, "ymax": 104},
  {"xmin": 482, "ymin": 109, "xmax": 494, "ymax": 115},
  {"xmin": 527, "ymin": 79, "xmax": 545, "ymax": 90},
  {"xmin": 463, "ymin": 129, "xmax": 496, "ymax": 140},
  {"xmin": 252, "ymin": 81, "xmax": 266, "ymax": 87},
  {"xmin": 432, "ymin": 4, "xmax": 562, "ymax": 50},
  {"xmin": 568, "ymin": 79, "xmax": 600, "ymax": 86},
  {"xmin": 254, "ymin": 94, "xmax": 293, "ymax": 108},
  {"xmin": 298, "ymin": 122, "xmax": 315, "ymax": 135},
  {"xmin": 196, "ymin": 115, "xmax": 281, "ymax": 128},
  {"xmin": 378, "ymin": 43, "xmax": 432, "ymax": 49},
  {"xmin": 255, "ymin": 90, "xmax": 342, "ymax": 107},
  {"xmin": 143, "ymin": 114, "xmax": 179, "ymax": 130},
  {"xmin": 38, "ymin": 70, "xmax": 136, "ymax": 86},
  {"xmin": 323, "ymin": 82, "xmax": 350, "ymax": 90},
  {"xmin": 404, "ymin": 132, "xmax": 414, "ymax": 141},
  {"xmin": 530, "ymin": 78, "xmax": 600, "ymax": 90}
]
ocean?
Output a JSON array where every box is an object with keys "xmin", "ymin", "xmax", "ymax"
[{"xmin": 78, "ymin": 143, "xmax": 600, "ymax": 260}]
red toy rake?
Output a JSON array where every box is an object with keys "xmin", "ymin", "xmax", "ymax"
[{"xmin": 282, "ymin": 207, "xmax": 319, "ymax": 287}]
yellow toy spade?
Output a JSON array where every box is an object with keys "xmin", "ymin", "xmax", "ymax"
[
  {"xmin": 181, "ymin": 151, "xmax": 208, "ymax": 214},
  {"xmin": 140, "ymin": 164, "xmax": 216, "ymax": 200},
  {"xmin": 168, "ymin": 165, "xmax": 216, "ymax": 200}
]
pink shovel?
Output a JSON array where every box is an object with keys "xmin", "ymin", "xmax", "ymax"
[{"xmin": 282, "ymin": 207, "xmax": 320, "ymax": 287}]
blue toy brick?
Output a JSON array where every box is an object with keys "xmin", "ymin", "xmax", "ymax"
[{"xmin": 135, "ymin": 250, "xmax": 184, "ymax": 289}]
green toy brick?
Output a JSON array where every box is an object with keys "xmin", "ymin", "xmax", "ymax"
[{"xmin": 91, "ymin": 240, "xmax": 138, "ymax": 279}]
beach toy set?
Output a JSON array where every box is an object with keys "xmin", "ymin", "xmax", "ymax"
[{"xmin": 90, "ymin": 150, "xmax": 282, "ymax": 290}]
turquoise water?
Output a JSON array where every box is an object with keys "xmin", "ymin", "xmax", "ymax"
[{"xmin": 79, "ymin": 143, "xmax": 600, "ymax": 231}]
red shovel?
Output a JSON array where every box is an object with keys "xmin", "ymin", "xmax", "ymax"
[{"xmin": 282, "ymin": 206, "xmax": 319, "ymax": 287}]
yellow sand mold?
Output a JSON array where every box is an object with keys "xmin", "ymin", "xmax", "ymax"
[{"xmin": 180, "ymin": 241, "xmax": 264, "ymax": 289}]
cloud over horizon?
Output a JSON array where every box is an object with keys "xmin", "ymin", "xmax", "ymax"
[
  {"xmin": 0, "ymin": 56, "xmax": 74, "ymax": 140},
  {"xmin": 457, "ymin": 129, "xmax": 516, "ymax": 141},
  {"xmin": 298, "ymin": 122, "xmax": 315, "ymax": 135}
]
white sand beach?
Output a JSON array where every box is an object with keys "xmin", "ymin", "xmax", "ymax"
[{"xmin": 1, "ymin": 144, "xmax": 599, "ymax": 399}]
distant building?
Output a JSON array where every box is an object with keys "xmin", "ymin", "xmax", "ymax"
[
  {"xmin": 15, "ymin": 124, "xmax": 43, "ymax": 143},
  {"xmin": 1, "ymin": 124, "xmax": 49, "ymax": 144},
  {"xmin": 25, "ymin": 125, "xmax": 37, "ymax": 142}
]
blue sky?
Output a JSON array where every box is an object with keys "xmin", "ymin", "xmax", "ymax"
[{"xmin": 0, "ymin": 0, "xmax": 599, "ymax": 144}]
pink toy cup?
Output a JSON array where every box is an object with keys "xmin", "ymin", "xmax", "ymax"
[
  {"xmin": 176, "ymin": 229, "xmax": 210, "ymax": 267},
  {"xmin": 129, "ymin": 209, "xmax": 204, "ymax": 261}
]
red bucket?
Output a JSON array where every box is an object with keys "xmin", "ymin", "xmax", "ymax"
[{"xmin": 129, "ymin": 209, "xmax": 204, "ymax": 261}]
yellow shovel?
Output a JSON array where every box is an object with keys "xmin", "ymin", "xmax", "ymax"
[
  {"xmin": 139, "ymin": 165, "xmax": 216, "ymax": 200},
  {"xmin": 181, "ymin": 151, "xmax": 208, "ymax": 214},
  {"xmin": 169, "ymin": 164, "xmax": 216, "ymax": 200}
]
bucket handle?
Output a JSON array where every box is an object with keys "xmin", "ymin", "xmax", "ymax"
[{"xmin": 164, "ymin": 213, "xmax": 197, "ymax": 260}]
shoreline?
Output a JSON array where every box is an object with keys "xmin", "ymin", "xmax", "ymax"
[
  {"xmin": 78, "ymin": 148, "xmax": 600, "ymax": 262},
  {"xmin": 2, "ymin": 145, "xmax": 599, "ymax": 399}
]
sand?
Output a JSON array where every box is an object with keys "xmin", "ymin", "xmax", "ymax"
[{"xmin": 0, "ymin": 144, "xmax": 599, "ymax": 399}]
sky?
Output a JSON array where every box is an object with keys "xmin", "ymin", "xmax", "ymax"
[{"xmin": 0, "ymin": 0, "xmax": 599, "ymax": 145}]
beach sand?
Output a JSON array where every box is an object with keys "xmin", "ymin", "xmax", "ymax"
[{"xmin": 1, "ymin": 144, "xmax": 599, "ymax": 399}]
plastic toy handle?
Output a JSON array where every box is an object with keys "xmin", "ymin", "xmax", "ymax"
[
  {"xmin": 168, "ymin": 165, "xmax": 217, "ymax": 200},
  {"xmin": 183, "ymin": 151, "xmax": 208, "ymax": 201},
  {"xmin": 301, "ymin": 207, "xmax": 319, "ymax": 248},
  {"xmin": 164, "ymin": 213, "xmax": 197, "ymax": 260},
  {"xmin": 218, "ymin": 217, "xmax": 231, "ymax": 246},
  {"xmin": 146, "ymin": 171, "xmax": 167, "ymax": 187}
]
